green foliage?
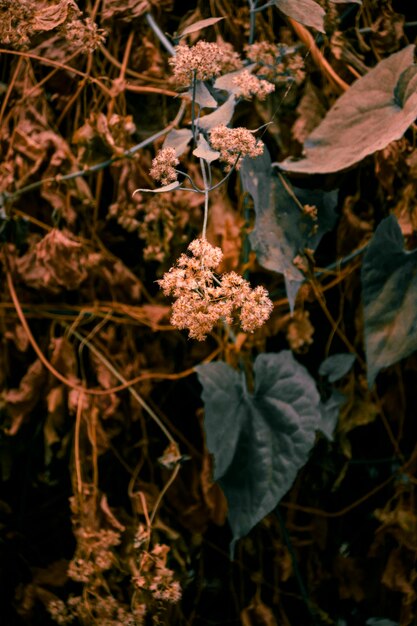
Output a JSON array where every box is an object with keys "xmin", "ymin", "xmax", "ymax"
[
  {"xmin": 319, "ymin": 353, "xmax": 356, "ymax": 383},
  {"xmin": 362, "ymin": 215, "xmax": 417, "ymax": 386},
  {"xmin": 196, "ymin": 352, "xmax": 327, "ymax": 550},
  {"xmin": 240, "ymin": 147, "xmax": 338, "ymax": 309}
]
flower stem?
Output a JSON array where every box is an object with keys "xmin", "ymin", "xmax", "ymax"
[
  {"xmin": 191, "ymin": 71, "xmax": 197, "ymax": 145},
  {"xmin": 200, "ymin": 158, "xmax": 210, "ymax": 239},
  {"xmin": 248, "ymin": 0, "xmax": 258, "ymax": 45},
  {"xmin": 145, "ymin": 12, "xmax": 176, "ymax": 56}
]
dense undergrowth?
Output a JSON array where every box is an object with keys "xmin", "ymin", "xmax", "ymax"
[{"xmin": 1, "ymin": 1, "xmax": 417, "ymax": 625}]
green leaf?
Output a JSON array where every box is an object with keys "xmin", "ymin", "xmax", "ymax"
[
  {"xmin": 240, "ymin": 147, "xmax": 338, "ymax": 310},
  {"xmin": 193, "ymin": 134, "xmax": 220, "ymax": 163},
  {"xmin": 275, "ymin": 0, "xmax": 325, "ymax": 33},
  {"xmin": 188, "ymin": 80, "xmax": 218, "ymax": 108},
  {"xmin": 197, "ymin": 95, "xmax": 235, "ymax": 130},
  {"xmin": 279, "ymin": 46, "xmax": 417, "ymax": 174},
  {"xmin": 196, "ymin": 352, "xmax": 324, "ymax": 550},
  {"xmin": 319, "ymin": 353, "xmax": 356, "ymax": 382},
  {"xmin": 179, "ymin": 16, "xmax": 225, "ymax": 38},
  {"xmin": 361, "ymin": 215, "xmax": 417, "ymax": 387},
  {"xmin": 163, "ymin": 128, "xmax": 193, "ymax": 156},
  {"xmin": 319, "ymin": 391, "xmax": 345, "ymax": 441}
]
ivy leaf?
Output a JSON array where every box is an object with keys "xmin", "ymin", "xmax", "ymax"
[
  {"xmin": 163, "ymin": 128, "xmax": 193, "ymax": 156},
  {"xmin": 362, "ymin": 215, "xmax": 417, "ymax": 387},
  {"xmin": 196, "ymin": 352, "xmax": 323, "ymax": 550},
  {"xmin": 193, "ymin": 134, "xmax": 220, "ymax": 164},
  {"xmin": 275, "ymin": 0, "xmax": 325, "ymax": 33},
  {"xmin": 197, "ymin": 95, "xmax": 235, "ymax": 130},
  {"xmin": 240, "ymin": 147, "xmax": 338, "ymax": 310},
  {"xmin": 319, "ymin": 353, "xmax": 356, "ymax": 382},
  {"xmin": 188, "ymin": 80, "xmax": 218, "ymax": 108},
  {"xmin": 179, "ymin": 16, "xmax": 225, "ymax": 38},
  {"xmin": 279, "ymin": 46, "xmax": 417, "ymax": 174}
]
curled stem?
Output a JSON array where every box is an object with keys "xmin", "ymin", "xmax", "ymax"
[{"xmin": 67, "ymin": 327, "xmax": 177, "ymax": 446}]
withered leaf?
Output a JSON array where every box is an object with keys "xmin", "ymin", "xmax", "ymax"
[
  {"xmin": 16, "ymin": 229, "xmax": 88, "ymax": 294},
  {"xmin": 5, "ymin": 360, "xmax": 46, "ymax": 435}
]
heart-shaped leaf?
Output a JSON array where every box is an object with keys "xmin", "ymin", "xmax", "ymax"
[
  {"xmin": 188, "ymin": 80, "xmax": 218, "ymax": 108},
  {"xmin": 275, "ymin": 0, "xmax": 325, "ymax": 33},
  {"xmin": 163, "ymin": 128, "xmax": 193, "ymax": 156},
  {"xmin": 196, "ymin": 351, "xmax": 324, "ymax": 550},
  {"xmin": 197, "ymin": 95, "xmax": 235, "ymax": 130},
  {"xmin": 279, "ymin": 46, "xmax": 417, "ymax": 174},
  {"xmin": 361, "ymin": 214, "xmax": 417, "ymax": 386},
  {"xmin": 240, "ymin": 147, "xmax": 338, "ymax": 310}
]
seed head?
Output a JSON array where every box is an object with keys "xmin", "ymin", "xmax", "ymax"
[
  {"xmin": 169, "ymin": 41, "xmax": 224, "ymax": 86},
  {"xmin": 209, "ymin": 125, "xmax": 264, "ymax": 170},
  {"xmin": 149, "ymin": 147, "xmax": 179, "ymax": 185},
  {"xmin": 158, "ymin": 239, "xmax": 273, "ymax": 340},
  {"xmin": 232, "ymin": 70, "xmax": 275, "ymax": 100}
]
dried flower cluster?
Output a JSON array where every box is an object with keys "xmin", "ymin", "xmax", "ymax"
[
  {"xmin": 286, "ymin": 309, "xmax": 314, "ymax": 353},
  {"xmin": 158, "ymin": 239, "xmax": 273, "ymax": 340},
  {"xmin": 62, "ymin": 16, "xmax": 106, "ymax": 53},
  {"xmin": 232, "ymin": 69, "xmax": 275, "ymax": 100},
  {"xmin": 169, "ymin": 41, "xmax": 225, "ymax": 86},
  {"xmin": 133, "ymin": 543, "xmax": 182, "ymax": 604},
  {"xmin": 149, "ymin": 146, "xmax": 179, "ymax": 185},
  {"xmin": 46, "ymin": 487, "xmax": 181, "ymax": 626},
  {"xmin": 217, "ymin": 40, "xmax": 244, "ymax": 72},
  {"xmin": 0, "ymin": 0, "xmax": 105, "ymax": 52},
  {"xmin": 0, "ymin": 0, "xmax": 34, "ymax": 48},
  {"xmin": 245, "ymin": 41, "xmax": 279, "ymax": 66},
  {"xmin": 137, "ymin": 195, "xmax": 176, "ymax": 261},
  {"xmin": 245, "ymin": 41, "xmax": 305, "ymax": 85},
  {"xmin": 303, "ymin": 204, "xmax": 318, "ymax": 220},
  {"xmin": 48, "ymin": 593, "xmax": 147, "ymax": 626},
  {"xmin": 209, "ymin": 125, "xmax": 264, "ymax": 170},
  {"xmin": 68, "ymin": 527, "xmax": 121, "ymax": 581}
]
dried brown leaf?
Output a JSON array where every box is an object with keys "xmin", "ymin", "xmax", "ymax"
[
  {"xmin": 4, "ymin": 359, "xmax": 46, "ymax": 435},
  {"xmin": 102, "ymin": 0, "xmax": 151, "ymax": 22},
  {"xmin": 382, "ymin": 548, "xmax": 417, "ymax": 598},
  {"xmin": 292, "ymin": 82, "xmax": 326, "ymax": 145},
  {"xmin": 16, "ymin": 229, "xmax": 88, "ymax": 294},
  {"xmin": 32, "ymin": 0, "xmax": 80, "ymax": 32},
  {"xmin": 241, "ymin": 597, "xmax": 278, "ymax": 626}
]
